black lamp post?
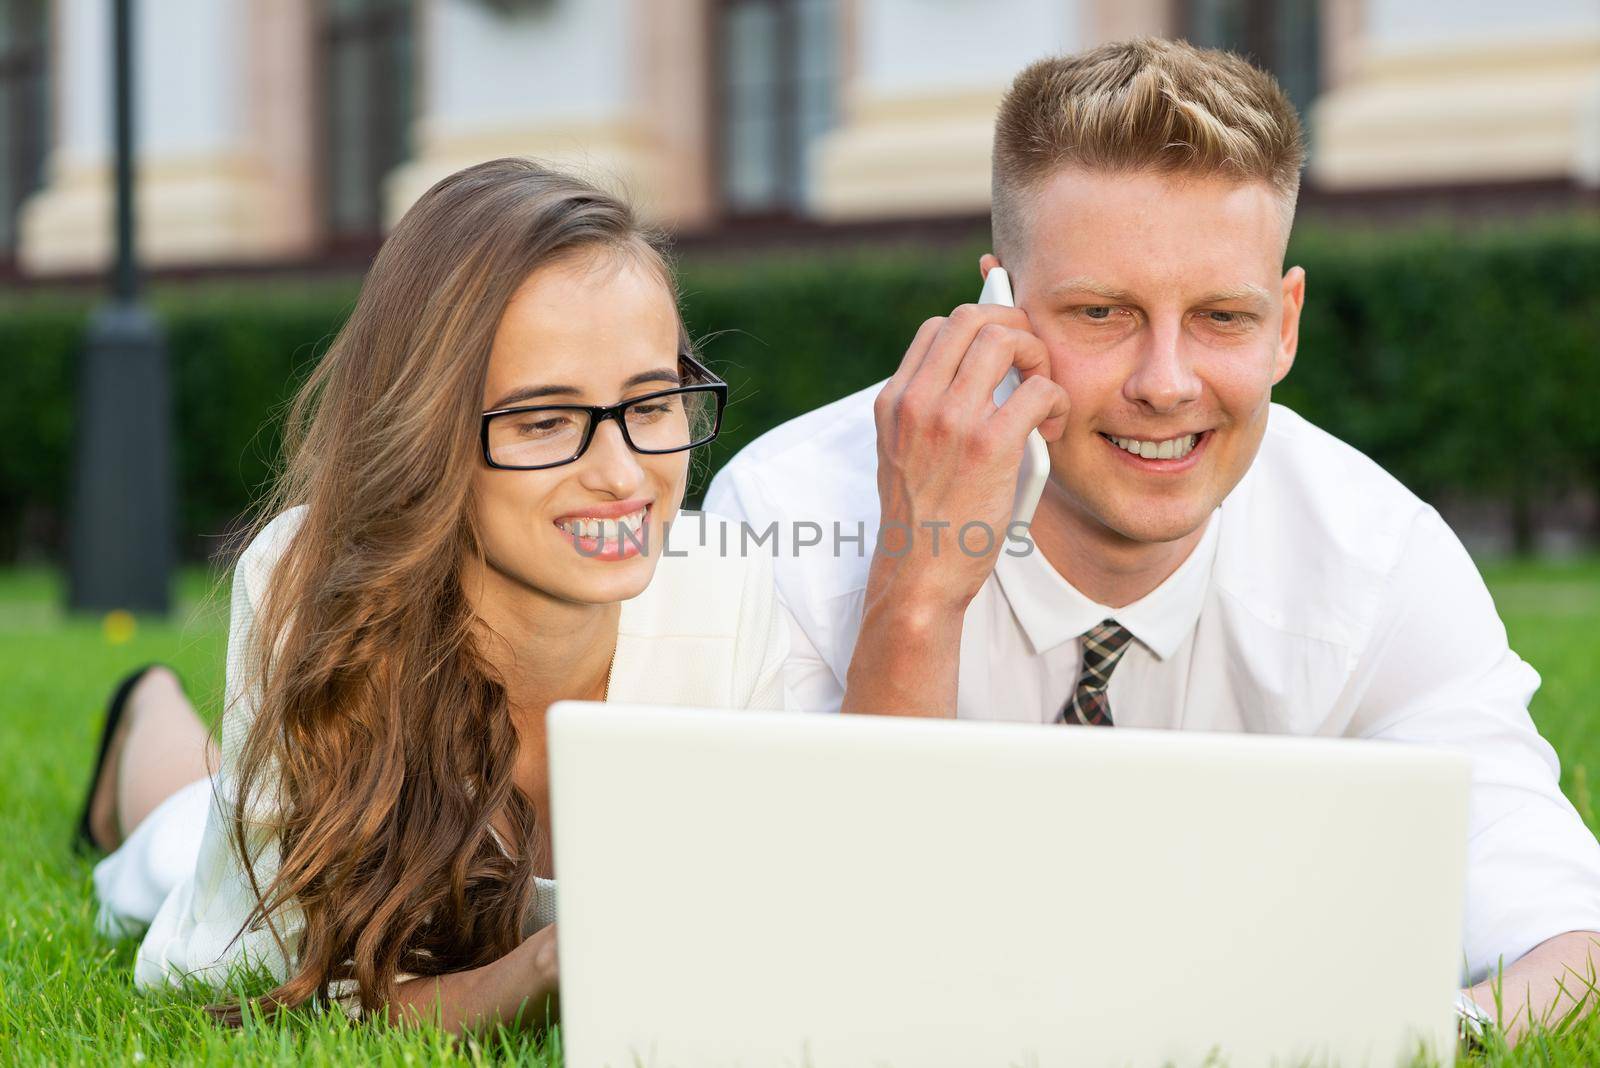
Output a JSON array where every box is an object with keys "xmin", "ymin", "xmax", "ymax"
[{"xmin": 66, "ymin": 0, "xmax": 174, "ymax": 614}]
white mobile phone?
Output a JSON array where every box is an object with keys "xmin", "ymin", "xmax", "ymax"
[{"xmin": 978, "ymin": 266, "xmax": 1050, "ymax": 527}]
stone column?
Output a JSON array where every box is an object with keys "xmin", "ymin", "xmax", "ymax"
[
  {"xmin": 18, "ymin": 0, "xmax": 318, "ymax": 275},
  {"xmin": 1310, "ymin": 0, "xmax": 1600, "ymax": 189},
  {"xmin": 384, "ymin": 0, "xmax": 713, "ymax": 231},
  {"xmin": 808, "ymin": 0, "xmax": 1089, "ymax": 220}
]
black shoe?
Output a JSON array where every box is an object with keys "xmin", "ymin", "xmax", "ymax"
[{"xmin": 73, "ymin": 664, "xmax": 167, "ymax": 855}]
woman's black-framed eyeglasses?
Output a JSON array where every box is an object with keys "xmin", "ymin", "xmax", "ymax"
[{"xmin": 480, "ymin": 353, "xmax": 728, "ymax": 471}]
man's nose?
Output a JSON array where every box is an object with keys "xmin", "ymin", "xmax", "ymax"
[
  {"xmin": 1124, "ymin": 319, "xmax": 1202, "ymax": 413},
  {"xmin": 578, "ymin": 418, "xmax": 647, "ymax": 496}
]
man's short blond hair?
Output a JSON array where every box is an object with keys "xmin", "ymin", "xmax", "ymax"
[{"xmin": 991, "ymin": 37, "xmax": 1306, "ymax": 258}]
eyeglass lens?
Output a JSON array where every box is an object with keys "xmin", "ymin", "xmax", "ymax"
[{"xmin": 486, "ymin": 389, "xmax": 719, "ymax": 468}]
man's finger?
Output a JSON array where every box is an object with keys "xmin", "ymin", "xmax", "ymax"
[
  {"xmin": 949, "ymin": 324, "xmax": 1049, "ymax": 410},
  {"xmin": 990, "ymin": 372, "xmax": 1070, "ymax": 444},
  {"xmin": 906, "ymin": 303, "xmax": 1034, "ymax": 394},
  {"xmin": 878, "ymin": 315, "xmax": 947, "ymax": 416}
]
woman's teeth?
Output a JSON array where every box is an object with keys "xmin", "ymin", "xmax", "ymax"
[
  {"xmin": 1105, "ymin": 433, "xmax": 1200, "ymax": 460},
  {"xmin": 558, "ymin": 508, "xmax": 648, "ymax": 541}
]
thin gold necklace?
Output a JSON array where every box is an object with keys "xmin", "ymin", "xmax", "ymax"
[{"xmin": 602, "ymin": 639, "xmax": 618, "ymax": 702}]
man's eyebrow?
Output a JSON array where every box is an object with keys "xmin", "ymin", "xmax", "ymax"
[
  {"xmin": 1203, "ymin": 282, "xmax": 1273, "ymax": 303},
  {"xmin": 488, "ymin": 367, "xmax": 682, "ymax": 410},
  {"xmin": 1041, "ymin": 277, "xmax": 1137, "ymax": 303},
  {"xmin": 1043, "ymin": 277, "xmax": 1273, "ymax": 307},
  {"xmin": 1195, "ymin": 284, "xmax": 1272, "ymax": 306}
]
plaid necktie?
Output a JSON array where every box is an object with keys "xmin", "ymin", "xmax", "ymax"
[{"xmin": 1058, "ymin": 619, "xmax": 1135, "ymax": 726}]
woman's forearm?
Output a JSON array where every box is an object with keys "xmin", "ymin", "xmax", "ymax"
[{"xmin": 386, "ymin": 923, "xmax": 560, "ymax": 1034}]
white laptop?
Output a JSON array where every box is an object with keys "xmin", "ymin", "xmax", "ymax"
[{"xmin": 548, "ymin": 702, "xmax": 1470, "ymax": 1068}]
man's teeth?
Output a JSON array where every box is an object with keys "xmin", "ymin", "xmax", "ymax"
[
  {"xmin": 558, "ymin": 508, "xmax": 648, "ymax": 541},
  {"xmin": 1107, "ymin": 433, "xmax": 1200, "ymax": 460}
]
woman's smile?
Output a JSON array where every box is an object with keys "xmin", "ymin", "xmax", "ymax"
[{"xmin": 552, "ymin": 499, "xmax": 654, "ymax": 561}]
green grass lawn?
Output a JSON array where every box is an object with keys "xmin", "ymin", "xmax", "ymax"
[{"xmin": 2, "ymin": 561, "xmax": 1599, "ymax": 1066}]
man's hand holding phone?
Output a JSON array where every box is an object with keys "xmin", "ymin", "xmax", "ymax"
[{"xmin": 841, "ymin": 270, "xmax": 1068, "ymax": 717}]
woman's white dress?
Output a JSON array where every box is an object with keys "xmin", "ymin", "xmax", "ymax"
[{"xmin": 92, "ymin": 506, "xmax": 790, "ymax": 992}]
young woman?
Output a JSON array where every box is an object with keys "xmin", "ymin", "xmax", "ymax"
[{"xmin": 78, "ymin": 158, "xmax": 788, "ymax": 1031}]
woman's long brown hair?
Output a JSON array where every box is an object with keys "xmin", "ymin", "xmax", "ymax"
[{"xmin": 211, "ymin": 159, "xmax": 678, "ymax": 1020}]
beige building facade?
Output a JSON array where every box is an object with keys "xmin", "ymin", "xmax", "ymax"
[{"xmin": 3, "ymin": 0, "xmax": 1597, "ymax": 278}]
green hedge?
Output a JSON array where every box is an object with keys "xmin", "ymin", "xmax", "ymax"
[
  {"xmin": 1, "ymin": 286, "xmax": 355, "ymax": 560},
  {"xmin": 3, "ymin": 217, "xmax": 1597, "ymax": 561}
]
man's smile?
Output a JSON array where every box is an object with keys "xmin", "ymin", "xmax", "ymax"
[{"xmin": 1096, "ymin": 429, "xmax": 1213, "ymax": 471}]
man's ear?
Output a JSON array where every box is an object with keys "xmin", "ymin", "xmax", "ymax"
[
  {"xmin": 1273, "ymin": 265, "xmax": 1306, "ymax": 385},
  {"xmin": 979, "ymin": 252, "xmax": 1002, "ymax": 281}
]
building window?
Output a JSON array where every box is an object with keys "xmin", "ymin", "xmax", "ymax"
[
  {"xmin": 715, "ymin": 0, "xmax": 838, "ymax": 218},
  {"xmin": 319, "ymin": 0, "xmax": 414, "ymax": 243},
  {"xmin": 1185, "ymin": 0, "xmax": 1320, "ymax": 124},
  {"xmin": 0, "ymin": 0, "xmax": 47, "ymax": 260}
]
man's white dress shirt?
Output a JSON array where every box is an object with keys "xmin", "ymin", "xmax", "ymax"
[{"xmin": 705, "ymin": 381, "xmax": 1600, "ymax": 983}]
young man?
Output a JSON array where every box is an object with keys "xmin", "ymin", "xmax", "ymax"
[{"xmin": 705, "ymin": 38, "xmax": 1600, "ymax": 1041}]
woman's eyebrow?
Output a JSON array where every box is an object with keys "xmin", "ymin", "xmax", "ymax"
[
  {"xmin": 488, "ymin": 367, "xmax": 681, "ymax": 410},
  {"xmin": 622, "ymin": 367, "xmax": 684, "ymax": 389}
]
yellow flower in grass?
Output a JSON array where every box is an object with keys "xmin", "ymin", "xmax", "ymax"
[{"xmin": 102, "ymin": 610, "xmax": 137, "ymax": 645}]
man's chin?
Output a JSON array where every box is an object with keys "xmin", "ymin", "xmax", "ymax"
[{"xmin": 1093, "ymin": 501, "xmax": 1214, "ymax": 547}]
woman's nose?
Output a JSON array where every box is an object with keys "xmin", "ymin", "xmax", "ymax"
[{"xmin": 577, "ymin": 418, "xmax": 647, "ymax": 496}]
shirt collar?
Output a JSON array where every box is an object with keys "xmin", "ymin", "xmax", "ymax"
[{"xmin": 992, "ymin": 511, "xmax": 1220, "ymax": 660}]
